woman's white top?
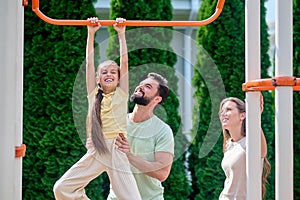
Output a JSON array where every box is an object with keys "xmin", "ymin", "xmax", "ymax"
[{"xmin": 219, "ymin": 137, "xmax": 246, "ymax": 200}]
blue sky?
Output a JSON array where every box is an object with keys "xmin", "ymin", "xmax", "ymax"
[{"xmin": 265, "ymin": 0, "xmax": 275, "ymax": 22}]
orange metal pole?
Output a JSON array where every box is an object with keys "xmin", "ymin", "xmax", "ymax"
[
  {"xmin": 31, "ymin": 0, "xmax": 225, "ymax": 26},
  {"xmin": 242, "ymin": 77, "xmax": 300, "ymax": 91}
]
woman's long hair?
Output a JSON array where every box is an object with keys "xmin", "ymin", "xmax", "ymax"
[
  {"xmin": 262, "ymin": 157, "xmax": 271, "ymax": 199},
  {"xmin": 219, "ymin": 97, "xmax": 271, "ymax": 199},
  {"xmin": 91, "ymin": 87, "xmax": 109, "ymax": 154}
]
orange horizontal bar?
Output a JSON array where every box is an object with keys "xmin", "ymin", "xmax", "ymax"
[
  {"xmin": 273, "ymin": 76, "xmax": 296, "ymax": 86},
  {"xmin": 243, "ymin": 76, "xmax": 300, "ymax": 91},
  {"xmin": 15, "ymin": 144, "xmax": 26, "ymax": 158},
  {"xmin": 32, "ymin": 0, "xmax": 225, "ymax": 26}
]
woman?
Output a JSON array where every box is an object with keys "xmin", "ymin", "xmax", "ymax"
[{"xmin": 218, "ymin": 96, "xmax": 271, "ymax": 200}]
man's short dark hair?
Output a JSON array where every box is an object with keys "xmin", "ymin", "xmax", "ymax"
[{"xmin": 147, "ymin": 72, "xmax": 170, "ymax": 104}]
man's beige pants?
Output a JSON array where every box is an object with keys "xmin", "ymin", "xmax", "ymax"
[{"xmin": 53, "ymin": 138, "xmax": 141, "ymax": 200}]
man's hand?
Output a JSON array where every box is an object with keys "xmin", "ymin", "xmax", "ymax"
[
  {"xmin": 85, "ymin": 137, "xmax": 94, "ymax": 149},
  {"xmin": 115, "ymin": 133, "xmax": 131, "ymax": 154}
]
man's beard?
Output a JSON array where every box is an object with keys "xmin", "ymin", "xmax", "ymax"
[{"xmin": 130, "ymin": 93, "xmax": 151, "ymax": 106}]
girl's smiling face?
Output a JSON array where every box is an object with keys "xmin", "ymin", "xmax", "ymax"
[{"xmin": 96, "ymin": 62, "xmax": 119, "ymax": 93}]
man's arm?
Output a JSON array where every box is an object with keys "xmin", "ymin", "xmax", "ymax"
[
  {"xmin": 128, "ymin": 151, "xmax": 173, "ymax": 182},
  {"xmin": 116, "ymin": 136, "xmax": 173, "ymax": 182}
]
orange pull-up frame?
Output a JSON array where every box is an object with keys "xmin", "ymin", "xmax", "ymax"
[
  {"xmin": 243, "ymin": 76, "xmax": 300, "ymax": 91},
  {"xmin": 31, "ymin": 0, "xmax": 225, "ymax": 26}
]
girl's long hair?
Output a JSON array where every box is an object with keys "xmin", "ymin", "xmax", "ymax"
[
  {"xmin": 91, "ymin": 87, "xmax": 109, "ymax": 154},
  {"xmin": 219, "ymin": 97, "xmax": 271, "ymax": 199},
  {"xmin": 90, "ymin": 60, "xmax": 119, "ymax": 155}
]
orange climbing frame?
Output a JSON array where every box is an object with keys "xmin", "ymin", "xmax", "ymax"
[
  {"xmin": 31, "ymin": 0, "xmax": 225, "ymax": 26},
  {"xmin": 243, "ymin": 76, "xmax": 300, "ymax": 91}
]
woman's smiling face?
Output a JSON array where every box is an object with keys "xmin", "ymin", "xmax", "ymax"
[{"xmin": 219, "ymin": 100, "xmax": 245, "ymax": 130}]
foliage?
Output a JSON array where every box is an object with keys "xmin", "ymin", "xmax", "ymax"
[
  {"xmin": 188, "ymin": 0, "xmax": 275, "ymax": 199},
  {"xmin": 23, "ymin": 0, "xmax": 108, "ymax": 199}
]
